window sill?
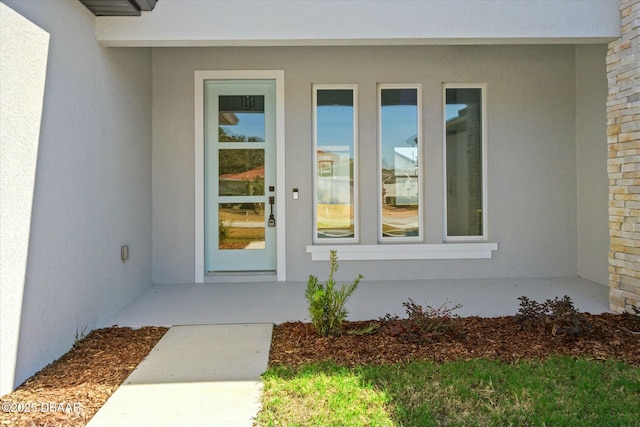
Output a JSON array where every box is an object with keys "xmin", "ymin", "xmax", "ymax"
[{"xmin": 306, "ymin": 243, "xmax": 498, "ymax": 261}]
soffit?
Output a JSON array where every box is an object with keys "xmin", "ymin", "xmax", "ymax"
[{"xmin": 94, "ymin": 0, "xmax": 620, "ymax": 47}]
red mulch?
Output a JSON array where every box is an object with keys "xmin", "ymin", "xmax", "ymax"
[
  {"xmin": 1, "ymin": 314, "xmax": 638, "ymax": 427},
  {"xmin": 269, "ymin": 313, "xmax": 640, "ymax": 368},
  {"xmin": 0, "ymin": 327, "xmax": 167, "ymax": 427}
]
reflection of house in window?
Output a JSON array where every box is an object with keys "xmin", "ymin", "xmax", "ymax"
[
  {"xmin": 218, "ymin": 166, "xmax": 265, "ymax": 196},
  {"xmin": 217, "ymin": 148, "xmax": 265, "ymax": 196},
  {"xmin": 446, "ymin": 101, "xmax": 483, "ymax": 237},
  {"xmin": 318, "ymin": 160, "xmax": 334, "ymax": 177},
  {"xmin": 316, "ymin": 147, "xmax": 352, "ymax": 205},
  {"xmin": 313, "ymin": 86, "xmax": 357, "ymax": 240},
  {"xmin": 382, "ymin": 145, "xmax": 418, "ymax": 206}
]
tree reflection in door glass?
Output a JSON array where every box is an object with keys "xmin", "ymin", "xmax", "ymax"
[{"xmin": 218, "ymin": 149, "xmax": 265, "ymax": 196}]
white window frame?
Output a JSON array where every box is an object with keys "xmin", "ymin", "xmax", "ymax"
[
  {"xmin": 312, "ymin": 84, "xmax": 359, "ymax": 244},
  {"xmin": 305, "ymin": 83, "xmax": 498, "ymax": 261},
  {"xmin": 306, "ymin": 243, "xmax": 497, "ymax": 261},
  {"xmin": 443, "ymin": 83, "xmax": 488, "ymax": 242},
  {"xmin": 377, "ymin": 83, "xmax": 423, "ymax": 243}
]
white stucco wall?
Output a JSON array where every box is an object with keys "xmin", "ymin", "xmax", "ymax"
[
  {"xmin": 96, "ymin": 0, "xmax": 620, "ymax": 47},
  {"xmin": 152, "ymin": 44, "xmax": 604, "ymax": 283},
  {"xmin": 576, "ymin": 45, "xmax": 609, "ymax": 286},
  {"xmin": 0, "ymin": 0, "xmax": 152, "ymax": 393},
  {"xmin": 0, "ymin": 2, "xmax": 49, "ymax": 397}
]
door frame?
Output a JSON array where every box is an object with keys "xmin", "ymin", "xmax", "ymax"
[{"xmin": 194, "ymin": 70, "xmax": 286, "ymax": 282}]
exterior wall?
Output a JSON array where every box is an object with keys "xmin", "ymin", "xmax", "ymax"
[
  {"xmin": 576, "ymin": 45, "xmax": 610, "ymax": 286},
  {"xmin": 607, "ymin": 0, "xmax": 640, "ymax": 313},
  {"xmin": 0, "ymin": 2, "xmax": 49, "ymax": 397},
  {"xmin": 0, "ymin": 0, "xmax": 153, "ymax": 394},
  {"xmin": 96, "ymin": 0, "xmax": 620, "ymax": 47},
  {"xmin": 152, "ymin": 45, "xmax": 603, "ymax": 284}
]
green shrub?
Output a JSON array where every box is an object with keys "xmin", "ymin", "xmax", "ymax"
[{"xmin": 305, "ymin": 250, "xmax": 362, "ymax": 336}]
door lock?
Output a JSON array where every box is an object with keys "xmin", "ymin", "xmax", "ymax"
[{"xmin": 268, "ymin": 196, "xmax": 276, "ymax": 227}]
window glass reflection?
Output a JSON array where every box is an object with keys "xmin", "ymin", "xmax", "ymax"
[
  {"xmin": 218, "ymin": 203, "xmax": 265, "ymax": 250},
  {"xmin": 218, "ymin": 149, "xmax": 264, "ymax": 196},
  {"xmin": 315, "ymin": 89, "xmax": 355, "ymax": 239},
  {"xmin": 218, "ymin": 95, "xmax": 265, "ymax": 142},
  {"xmin": 445, "ymin": 88, "xmax": 483, "ymax": 237},
  {"xmin": 380, "ymin": 88, "xmax": 420, "ymax": 238}
]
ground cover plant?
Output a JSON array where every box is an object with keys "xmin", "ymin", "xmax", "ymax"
[
  {"xmin": 261, "ymin": 297, "xmax": 640, "ymax": 426},
  {"xmin": 257, "ymin": 357, "xmax": 640, "ymax": 427}
]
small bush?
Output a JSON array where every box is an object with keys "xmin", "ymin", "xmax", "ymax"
[
  {"xmin": 515, "ymin": 295, "xmax": 593, "ymax": 340},
  {"xmin": 346, "ymin": 322, "xmax": 380, "ymax": 336},
  {"xmin": 305, "ymin": 250, "xmax": 362, "ymax": 336},
  {"xmin": 514, "ymin": 296, "xmax": 547, "ymax": 323},
  {"xmin": 382, "ymin": 298, "xmax": 462, "ymax": 343}
]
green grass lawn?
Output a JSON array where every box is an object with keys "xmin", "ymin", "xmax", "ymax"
[{"xmin": 256, "ymin": 357, "xmax": 640, "ymax": 427}]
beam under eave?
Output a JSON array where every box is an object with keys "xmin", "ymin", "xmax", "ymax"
[
  {"xmin": 96, "ymin": 37, "xmax": 622, "ymax": 48},
  {"xmin": 95, "ymin": 0, "xmax": 620, "ymax": 47}
]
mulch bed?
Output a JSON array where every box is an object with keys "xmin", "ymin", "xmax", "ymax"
[
  {"xmin": 269, "ymin": 313, "xmax": 640, "ymax": 368},
  {"xmin": 0, "ymin": 327, "xmax": 167, "ymax": 427},
  {"xmin": 1, "ymin": 314, "xmax": 638, "ymax": 427}
]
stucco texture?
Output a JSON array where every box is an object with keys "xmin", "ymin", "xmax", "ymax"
[
  {"xmin": 0, "ymin": 0, "xmax": 153, "ymax": 393},
  {"xmin": 0, "ymin": 1, "xmax": 49, "ymax": 396},
  {"xmin": 151, "ymin": 45, "xmax": 608, "ymax": 284}
]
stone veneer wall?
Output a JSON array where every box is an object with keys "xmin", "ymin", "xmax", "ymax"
[{"xmin": 607, "ymin": 0, "xmax": 640, "ymax": 313}]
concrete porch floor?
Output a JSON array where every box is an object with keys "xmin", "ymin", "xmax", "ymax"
[{"xmin": 100, "ymin": 277, "xmax": 611, "ymax": 328}]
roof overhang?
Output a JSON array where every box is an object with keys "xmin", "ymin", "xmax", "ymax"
[{"xmin": 94, "ymin": 0, "xmax": 621, "ymax": 47}]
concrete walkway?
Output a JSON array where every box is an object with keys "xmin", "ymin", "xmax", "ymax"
[{"xmin": 86, "ymin": 323, "xmax": 273, "ymax": 427}]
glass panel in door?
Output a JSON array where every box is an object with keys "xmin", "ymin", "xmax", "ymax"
[{"xmin": 205, "ymin": 80, "xmax": 276, "ymax": 272}]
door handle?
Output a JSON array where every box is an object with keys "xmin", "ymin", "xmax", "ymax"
[{"xmin": 268, "ymin": 196, "xmax": 276, "ymax": 227}]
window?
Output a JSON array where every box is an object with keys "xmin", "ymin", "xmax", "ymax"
[
  {"xmin": 306, "ymin": 83, "xmax": 496, "ymax": 260},
  {"xmin": 444, "ymin": 85, "xmax": 486, "ymax": 240},
  {"xmin": 379, "ymin": 85, "xmax": 422, "ymax": 240},
  {"xmin": 313, "ymin": 85, "xmax": 358, "ymax": 241}
]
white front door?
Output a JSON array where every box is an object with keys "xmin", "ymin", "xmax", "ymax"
[{"xmin": 204, "ymin": 80, "xmax": 277, "ymax": 273}]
